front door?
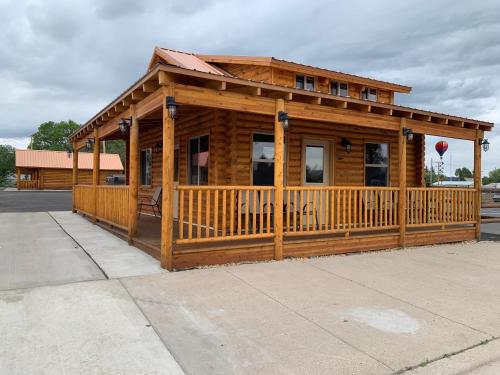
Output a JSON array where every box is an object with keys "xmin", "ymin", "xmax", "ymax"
[
  {"xmin": 302, "ymin": 140, "xmax": 331, "ymax": 230},
  {"xmin": 303, "ymin": 140, "xmax": 330, "ymax": 186}
]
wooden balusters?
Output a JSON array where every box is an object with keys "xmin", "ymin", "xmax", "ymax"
[{"xmin": 176, "ymin": 186, "xmax": 274, "ymax": 244}]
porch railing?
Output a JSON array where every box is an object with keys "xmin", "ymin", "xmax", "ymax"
[
  {"xmin": 18, "ymin": 180, "xmax": 39, "ymax": 190},
  {"xmin": 74, "ymin": 185, "xmax": 129, "ymax": 229},
  {"xmin": 406, "ymin": 188, "xmax": 477, "ymax": 227},
  {"xmin": 284, "ymin": 186, "xmax": 400, "ymax": 236},
  {"xmin": 74, "ymin": 185, "xmax": 94, "ymax": 214},
  {"xmin": 96, "ymin": 185, "xmax": 129, "ymax": 228},
  {"xmin": 176, "ymin": 186, "xmax": 275, "ymax": 244}
]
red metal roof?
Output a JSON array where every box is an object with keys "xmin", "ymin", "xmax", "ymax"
[
  {"xmin": 150, "ymin": 47, "xmax": 230, "ymax": 76},
  {"xmin": 16, "ymin": 149, "xmax": 123, "ymax": 170}
]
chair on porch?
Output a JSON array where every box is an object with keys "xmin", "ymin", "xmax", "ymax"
[{"xmin": 139, "ymin": 186, "xmax": 162, "ymax": 218}]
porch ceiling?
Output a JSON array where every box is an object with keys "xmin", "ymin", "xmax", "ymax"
[{"xmin": 70, "ymin": 63, "xmax": 493, "ymax": 146}]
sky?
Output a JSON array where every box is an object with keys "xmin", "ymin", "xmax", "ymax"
[{"xmin": 0, "ymin": 0, "xmax": 499, "ymax": 175}]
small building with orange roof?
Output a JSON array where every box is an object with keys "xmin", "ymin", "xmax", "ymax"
[{"xmin": 15, "ymin": 149, "xmax": 123, "ymax": 190}]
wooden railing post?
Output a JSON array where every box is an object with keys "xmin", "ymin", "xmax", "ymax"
[
  {"xmin": 161, "ymin": 84, "xmax": 175, "ymax": 271},
  {"xmin": 92, "ymin": 127, "xmax": 100, "ymax": 223},
  {"xmin": 398, "ymin": 119, "xmax": 407, "ymax": 247},
  {"xmin": 274, "ymin": 99, "xmax": 285, "ymax": 260},
  {"xmin": 128, "ymin": 105, "xmax": 139, "ymax": 243},
  {"xmin": 72, "ymin": 142, "xmax": 79, "ymax": 213},
  {"xmin": 474, "ymin": 133, "xmax": 482, "ymax": 240}
]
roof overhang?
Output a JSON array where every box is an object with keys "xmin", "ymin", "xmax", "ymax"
[{"xmin": 70, "ymin": 63, "xmax": 493, "ymax": 144}]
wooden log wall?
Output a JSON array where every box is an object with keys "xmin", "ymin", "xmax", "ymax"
[
  {"xmin": 136, "ymin": 109, "xmax": 424, "ymax": 217},
  {"xmin": 217, "ymin": 64, "xmax": 394, "ymax": 104},
  {"xmin": 18, "ymin": 168, "xmax": 120, "ymax": 190}
]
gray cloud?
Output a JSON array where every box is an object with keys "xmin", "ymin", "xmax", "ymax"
[{"xmin": 0, "ymin": 0, "xmax": 498, "ymax": 171}]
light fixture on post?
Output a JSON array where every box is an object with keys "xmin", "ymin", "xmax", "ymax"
[
  {"xmin": 278, "ymin": 111, "xmax": 289, "ymax": 129},
  {"xmin": 119, "ymin": 117, "xmax": 132, "ymax": 135},
  {"xmin": 402, "ymin": 127, "xmax": 414, "ymax": 142},
  {"xmin": 479, "ymin": 138, "xmax": 490, "ymax": 152},
  {"xmin": 85, "ymin": 138, "xmax": 94, "ymax": 151},
  {"xmin": 166, "ymin": 96, "xmax": 178, "ymax": 119},
  {"xmin": 341, "ymin": 137, "xmax": 352, "ymax": 153}
]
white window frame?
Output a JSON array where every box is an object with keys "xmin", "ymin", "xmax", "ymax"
[
  {"xmin": 296, "ymin": 74, "xmax": 316, "ymax": 91},
  {"xmin": 361, "ymin": 87, "xmax": 378, "ymax": 101},
  {"xmin": 330, "ymin": 81, "xmax": 349, "ymax": 97}
]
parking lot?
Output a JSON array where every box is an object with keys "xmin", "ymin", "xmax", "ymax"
[{"xmin": 0, "ymin": 190, "xmax": 72, "ymax": 212}]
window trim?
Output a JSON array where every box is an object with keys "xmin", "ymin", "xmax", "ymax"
[
  {"xmin": 302, "ymin": 139, "xmax": 330, "ymax": 186},
  {"xmin": 361, "ymin": 87, "xmax": 378, "ymax": 101},
  {"xmin": 140, "ymin": 147, "xmax": 153, "ymax": 187},
  {"xmin": 188, "ymin": 134, "xmax": 210, "ymax": 185},
  {"xmin": 295, "ymin": 74, "xmax": 316, "ymax": 91},
  {"xmin": 330, "ymin": 81, "xmax": 349, "ymax": 97},
  {"xmin": 364, "ymin": 142, "xmax": 389, "ymax": 186}
]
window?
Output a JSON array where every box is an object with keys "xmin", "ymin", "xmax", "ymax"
[
  {"xmin": 189, "ymin": 135, "xmax": 209, "ymax": 185},
  {"xmin": 365, "ymin": 143, "xmax": 389, "ymax": 186},
  {"xmin": 331, "ymin": 81, "xmax": 348, "ymax": 97},
  {"xmin": 140, "ymin": 148, "xmax": 152, "ymax": 186},
  {"xmin": 252, "ymin": 134, "xmax": 275, "ymax": 186},
  {"xmin": 296, "ymin": 75, "xmax": 315, "ymax": 91},
  {"xmin": 361, "ymin": 87, "xmax": 378, "ymax": 101},
  {"xmin": 305, "ymin": 145, "xmax": 325, "ymax": 184}
]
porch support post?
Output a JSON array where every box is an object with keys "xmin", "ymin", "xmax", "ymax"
[
  {"xmin": 16, "ymin": 168, "xmax": 20, "ymax": 190},
  {"xmin": 128, "ymin": 105, "xmax": 139, "ymax": 243},
  {"xmin": 160, "ymin": 84, "xmax": 175, "ymax": 271},
  {"xmin": 474, "ymin": 132, "xmax": 482, "ymax": 240},
  {"xmin": 398, "ymin": 118, "xmax": 407, "ymax": 247},
  {"xmin": 274, "ymin": 98, "xmax": 285, "ymax": 260},
  {"xmin": 72, "ymin": 142, "xmax": 78, "ymax": 213},
  {"xmin": 92, "ymin": 126, "xmax": 100, "ymax": 223}
]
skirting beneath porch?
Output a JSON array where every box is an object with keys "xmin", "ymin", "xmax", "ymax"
[{"xmin": 85, "ymin": 212, "xmax": 477, "ymax": 271}]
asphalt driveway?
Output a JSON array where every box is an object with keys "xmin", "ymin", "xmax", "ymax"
[{"xmin": 0, "ymin": 190, "xmax": 72, "ymax": 212}]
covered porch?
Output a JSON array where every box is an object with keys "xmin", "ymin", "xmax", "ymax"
[{"xmin": 70, "ymin": 64, "xmax": 491, "ymax": 271}]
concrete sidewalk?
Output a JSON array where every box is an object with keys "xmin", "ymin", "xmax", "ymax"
[
  {"xmin": 50, "ymin": 211, "xmax": 163, "ymax": 279},
  {"xmin": 2, "ymin": 211, "xmax": 500, "ymax": 374},
  {"xmin": 0, "ymin": 212, "xmax": 183, "ymax": 375},
  {"xmin": 122, "ymin": 241, "xmax": 500, "ymax": 374}
]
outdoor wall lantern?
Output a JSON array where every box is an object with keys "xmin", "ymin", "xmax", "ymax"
[
  {"xmin": 402, "ymin": 127, "xmax": 414, "ymax": 142},
  {"xmin": 85, "ymin": 138, "xmax": 94, "ymax": 151},
  {"xmin": 278, "ymin": 111, "xmax": 289, "ymax": 129},
  {"xmin": 119, "ymin": 117, "xmax": 132, "ymax": 135},
  {"xmin": 166, "ymin": 96, "xmax": 178, "ymax": 119},
  {"xmin": 153, "ymin": 143, "xmax": 162, "ymax": 153},
  {"xmin": 341, "ymin": 137, "xmax": 352, "ymax": 153},
  {"xmin": 479, "ymin": 138, "xmax": 490, "ymax": 152}
]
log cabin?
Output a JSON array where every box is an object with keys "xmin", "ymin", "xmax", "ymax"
[
  {"xmin": 16, "ymin": 149, "xmax": 123, "ymax": 190},
  {"xmin": 69, "ymin": 47, "xmax": 493, "ymax": 271}
]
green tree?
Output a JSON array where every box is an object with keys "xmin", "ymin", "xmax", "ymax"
[
  {"xmin": 29, "ymin": 120, "xmax": 80, "ymax": 151},
  {"xmin": 0, "ymin": 145, "xmax": 15, "ymax": 186},
  {"xmin": 454, "ymin": 167, "xmax": 473, "ymax": 181},
  {"xmin": 482, "ymin": 168, "xmax": 500, "ymax": 185},
  {"xmin": 425, "ymin": 165, "xmax": 447, "ymax": 186},
  {"xmin": 102, "ymin": 140, "xmax": 126, "ymax": 166}
]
